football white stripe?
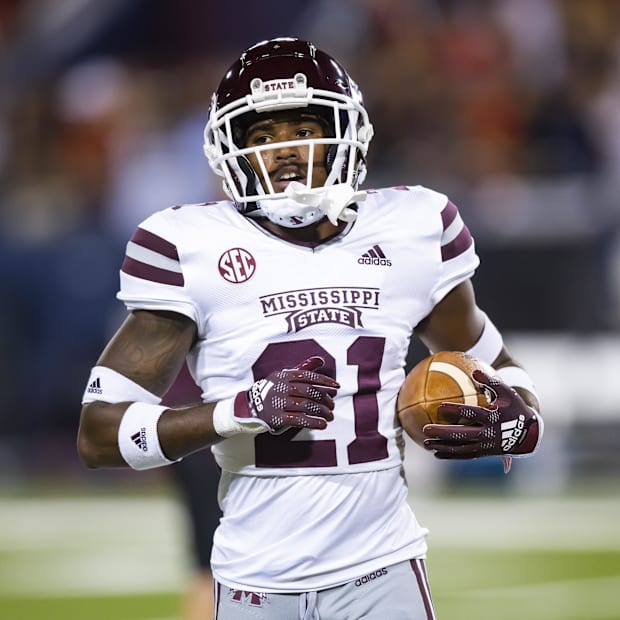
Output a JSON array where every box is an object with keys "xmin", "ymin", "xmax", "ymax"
[
  {"xmin": 429, "ymin": 361, "xmax": 478, "ymax": 406},
  {"xmin": 126, "ymin": 241, "xmax": 183, "ymax": 273}
]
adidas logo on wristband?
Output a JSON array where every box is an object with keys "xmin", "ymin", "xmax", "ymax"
[
  {"xmin": 131, "ymin": 427, "xmax": 148, "ymax": 452},
  {"xmin": 87, "ymin": 377, "xmax": 103, "ymax": 395}
]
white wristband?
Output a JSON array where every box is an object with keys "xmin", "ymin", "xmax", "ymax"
[
  {"xmin": 118, "ymin": 403, "xmax": 177, "ymax": 470},
  {"xmin": 212, "ymin": 396, "xmax": 268, "ymax": 438},
  {"xmin": 496, "ymin": 365, "xmax": 540, "ymax": 402},
  {"xmin": 82, "ymin": 366, "xmax": 161, "ymax": 405},
  {"xmin": 466, "ymin": 313, "xmax": 504, "ymax": 365}
]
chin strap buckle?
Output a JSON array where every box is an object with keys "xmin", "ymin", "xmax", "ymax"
[{"xmin": 284, "ymin": 182, "xmax": 366, "ymax": 225}]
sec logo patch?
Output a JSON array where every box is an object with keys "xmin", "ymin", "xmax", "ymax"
[{"xmin": 218, "ymin": 247, "xmax": 256, "ymax": 283}]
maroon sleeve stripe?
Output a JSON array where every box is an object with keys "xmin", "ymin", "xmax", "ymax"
[
  {"xmin": 441, "ymin": 225, "xmax": 473, "ymax": 262},
  {"xmin": 440, "ymin": 200, "xmax": 458, "ymax": 230},
  {"xmin": 121, "ymin": 255, "xmax": 185, "ymax": 286},
  {"xmin": 130, "ymin": 227, "xmax": 180, "ymax": 261}
]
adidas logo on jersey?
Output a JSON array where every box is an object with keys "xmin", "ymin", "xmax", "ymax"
[
  {"xmin": 131, "ymin": 427, "xmax": 148, "ymax": 452},
  {"xmin": 358, "ymin": 245, "xmax": 391, "ymax": 266},
  {"xmin": 86, "ymin": 377, "xmax": 103, "ymax": 395}
]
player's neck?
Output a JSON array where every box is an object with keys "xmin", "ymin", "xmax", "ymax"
[{"xmin": 255, "ymin": 217, "xmax": 346, "ymax": 245}]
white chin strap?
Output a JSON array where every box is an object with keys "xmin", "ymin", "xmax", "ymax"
[{"xmin": 256, "ymin": 182, "xmax": 367, "ymax": 228}]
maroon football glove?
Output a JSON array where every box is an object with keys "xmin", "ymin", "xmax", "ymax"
[
  {"xmin": 422, "ymin": 369, "xmax": 541, "ymax": 469},
  {"xmin": 233, "ymin": 356, "xmax": 339, "ymax": 433}
]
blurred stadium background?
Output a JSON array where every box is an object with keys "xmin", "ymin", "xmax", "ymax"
[{"xmin": 0, "ymin": 1, "xmax": 619, "ymax": 619}]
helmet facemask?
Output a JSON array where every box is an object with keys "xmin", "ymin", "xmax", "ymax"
[{"xmin": 204, "ymin": 69, "xmax": 373, "ymax": 228}]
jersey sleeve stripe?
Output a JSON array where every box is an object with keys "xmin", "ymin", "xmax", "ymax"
[
  {"xmin": 441, "ymin": 225, "xmax": 473, "ymax": 261},
  {"xmin": 130, "ymin": 227, "xmax": 180, "ymax": 261},
  {"xmin": 442, "ymin": 212, "xmax": 465, "ymax": 245},
  {"xmin": 126, "ymin": 241, "xmax": 183, "ymax": 273},
  {"xmin": 440, "ymin": 200, "xmax": 458, "ymax": 230},
  {"xmin": 121, "ymin": 255, "xmax": 185, "ymax": 286}
]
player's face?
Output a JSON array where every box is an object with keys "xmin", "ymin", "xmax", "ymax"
[{"xmin": 244, "ymin": 111, "xmax": 329, "ymax": 193}]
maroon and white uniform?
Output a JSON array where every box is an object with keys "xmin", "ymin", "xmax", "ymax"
[{"xmin": 118, "ymin": 184, "xmax": 478, "ymax": 592}]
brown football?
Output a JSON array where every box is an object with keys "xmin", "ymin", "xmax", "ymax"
[{"xmin": 397, "ymin": 351, "xmax": 493, "ymax": 447}]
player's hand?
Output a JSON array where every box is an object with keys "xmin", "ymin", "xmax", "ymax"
[
  {"xmin": 422, "ymin": 370, "xmax": 542, "ymax": 466},
  {"xmin": 214, "ymin": 357, "xmax": 339, "ymax": 437}
]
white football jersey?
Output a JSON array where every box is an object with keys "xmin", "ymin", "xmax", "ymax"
[{"xmin": 118, "ymin": 184, "xmax": 479, "ymax": 591}]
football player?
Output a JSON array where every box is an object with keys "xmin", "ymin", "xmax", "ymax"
[{"xmin": 77, "ymin": 38, "xmax": 543, "ymax": 619}]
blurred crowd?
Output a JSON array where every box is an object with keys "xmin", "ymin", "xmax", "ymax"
[{"xmin": 0, "ymin": 0, "xmax": 619, "ymax": 472}]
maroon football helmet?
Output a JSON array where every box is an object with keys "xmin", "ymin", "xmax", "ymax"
[{"xmin": 203, "ymin": 38, "xmax": 373, "ymax": 226}]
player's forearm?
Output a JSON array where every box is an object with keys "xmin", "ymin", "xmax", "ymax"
[
  {"xmin": 77, "ymin": 401, "xmax": 130, "ymax": 468},
  {"xmin": 157, "ymin": 402, "xmax": 220, "ymax": 460},
  {"xmin": 77, "ymin": 400, "xmax": 220, "ymax": 468}
]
